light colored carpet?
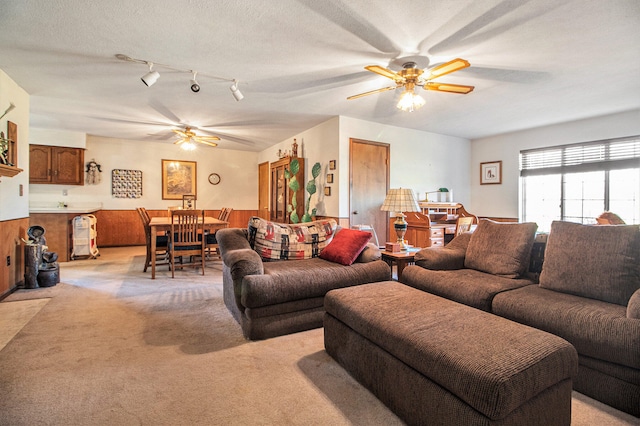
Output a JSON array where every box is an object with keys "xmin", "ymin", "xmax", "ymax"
[{"xmin": 0, "ymin": 246, "xmax": 637, "ymax": 425}]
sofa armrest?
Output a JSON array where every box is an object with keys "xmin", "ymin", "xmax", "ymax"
[
  {"xmin": 414, "ymin": 232, "xmax": 472, "ymax": 270},
  {"xmin": 355, "ymin": 243, "xmax": 381, "ymax": 263},
  {"xmin": 217, "ymin": 228, "xmax": 252, "ymax": 253},
  {"xmin": 628, "ymin": 288, "xmax": 640, "ymax": 319}
]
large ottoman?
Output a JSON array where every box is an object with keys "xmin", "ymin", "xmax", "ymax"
[{"xmin": 324, "ymin": 282, "xmax": 578, "ymax": 426}]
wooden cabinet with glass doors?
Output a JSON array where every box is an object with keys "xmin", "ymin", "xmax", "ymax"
[{"xmin": 270, "ymin": 157, "xmax": 305, "ymax": 223}]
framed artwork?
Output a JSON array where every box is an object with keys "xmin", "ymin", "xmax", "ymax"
[
  {"xmin": 111, "ymin": 169, "xmax": 143, "ymax": 198},
  {"xmin": 329, "ymin": 160, "xmax": 336, "ymax": 170},
  {"xmin": 182, "ymin": 194, "xmax": 196, "ymax": 209},
  {"xmin": 480, "ymin": 161, "xmax": 502, "ymax": 185},
  {"xmin": 324, "ymin": 186, "xmax": 331, "ymax": 196},
  {"xmin": 326, "ymin": 173, "xmax": 334, "ymax": 184},
  {"xmin": 162, "ymin": 159, "xmax": 197, "ymax": 200}
]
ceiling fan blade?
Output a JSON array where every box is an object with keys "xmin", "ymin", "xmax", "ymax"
[
  {"xmin": 424, "ymin": 58, "xmax": 470, "ymax": 80},
  {"xmin": 172, "ymin": 129, "xmax": 189, "ymax": 137},
  {"xmin": 365, "ymin": 65, "xmax": 403, "ymax": 82},
  {"xmin": 195, "ymin": 135, "xmax": 221, "ymax": 142},
  {"xmin": 424, "ymin": 82, "xmax": 475, "ymax": 94},
  {"xmin": 197, "ymin": 140, "xmax": 218, "ymax": 147},
  {"xmin": 347, "ymin": 86, "xmax": 397, "ymax": 100}
]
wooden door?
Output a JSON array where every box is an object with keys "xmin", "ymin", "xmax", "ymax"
[
  {"xmin": 350, "ymin": 139, "xmax": 389, "ymax": 246},
  {"xmin": 258, "ymin": 161, "xmax": 270, "ymax": 220},
  {"xmin": 29, "ymin": 145, "xmax": 53, "ymax": 183},
  {"xmin": 54, "ymin": 147, "xmax": 84, "ymax": 185}
]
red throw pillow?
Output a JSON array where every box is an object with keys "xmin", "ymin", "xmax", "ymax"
[{"xmin": 319, "ymin": 228, "xmax": 372, "ymax": 265}]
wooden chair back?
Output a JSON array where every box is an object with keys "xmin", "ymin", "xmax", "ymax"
[
  {"xmin": 137, "ymin": 207, "xmax": 169, "ymax": 272},
  {"xmin": 454, "ymin": 216, "xmax": 475, "ymax": 237},
  {"xmin": 218, "ymin": 207, "xmax": 233, "ymax": 222},
  {"xmin": 169, "ymin": 209, "xmax": 206, "ymax": 277}
]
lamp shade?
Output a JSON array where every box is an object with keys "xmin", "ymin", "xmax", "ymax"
[{"xmin": 380, "ymin": 188, "xmax": 420, "ymax": 213}]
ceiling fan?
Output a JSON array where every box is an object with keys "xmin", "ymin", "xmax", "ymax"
[
  {"xmin": 348, "ymin": 58, "xmax": 474, "ymax": 112},
  {"xmin": 172, "ymin": 126, "xmax": 220, "ymax": 149}
]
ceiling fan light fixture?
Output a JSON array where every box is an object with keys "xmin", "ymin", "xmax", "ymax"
[
  {"xmin": 180, "ymin": 140, "xmax": 197, "ymax": 151},
  {"xmin": 230, "ymin": 80, "xmax": 244, "ymax": 101},
  {"xmin": 397, "ymin": 89, "xmax": 425, "ymax": 112},
  {"xmin": 141, "ymin": 62, "xmax": 160, "ymax": 87}
]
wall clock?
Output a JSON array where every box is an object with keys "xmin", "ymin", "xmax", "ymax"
[{"xmin": 208, "ymin": 173, "xmax": 221, "ymax": 185}]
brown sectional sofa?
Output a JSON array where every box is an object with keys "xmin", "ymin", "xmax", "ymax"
[
  {"xmin": 217, "ymin": 221, "xmax": 391, "ymax": 340},
  {"xmin": 401, "ymin": 219, "xmax": 640, "ymax": 417}
]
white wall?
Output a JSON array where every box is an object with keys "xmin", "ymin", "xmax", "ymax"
[
  {"xmin": 0, "ymin": 69, "xmax": 30, "ymax": 221},
  {"xmin": 339, "ymin": 117, "xmax": 471, "ymax": 218},
  {"xmin": 29, "ymin": 135, "xmax": 259, "ymax": 210},
  {"xmin": 258, "ymin": 117, "xmax": 340, "ymax": 217},
  {"xmin": 258, "ymin": 116, "xmax": 472, "ymax": 220},
  {"xmin": 30, "ymin": 128, "xmax": 86, "ymax": 148},
  {"xmin": 470, "ymin": 109, "xmax": 640, "ymax": 218}
]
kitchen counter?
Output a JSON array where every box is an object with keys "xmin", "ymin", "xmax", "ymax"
[
  {"xmin": 29, "ymin": 204, "xmax": 102, "ymax": 261},
  {"xmin": 29, "ymin": 203, "xmax": 102, "ymax": 214}
]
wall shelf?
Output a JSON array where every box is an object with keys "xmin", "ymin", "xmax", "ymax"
[{"xmin": 0, "ymin": 163, "xmax": 23, "ymax": 178}]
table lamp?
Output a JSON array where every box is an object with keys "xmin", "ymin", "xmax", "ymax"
[{"xmin": 381, "ymin": 188, "xmax": 420, "ymax": 250}]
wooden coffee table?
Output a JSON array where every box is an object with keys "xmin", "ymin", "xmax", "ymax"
[{"xmin": 381, "ymin": 248, "xmax": 421, "ymax": 281}]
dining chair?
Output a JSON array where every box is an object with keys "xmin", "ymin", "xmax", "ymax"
[
  {"xmin": 136, "ymin": 207, "xmax": 169, "ymax": 272},
  {"xmin": 205, "ymin": 207, "xmax": 233, "ymax": 260},
  {"xmin": 169, "ymin": 209, "xmax": 206, "ymax": 278},
  {"xmin": 454, "ymin": 216, "xmax": 475, "ymax": 237}
]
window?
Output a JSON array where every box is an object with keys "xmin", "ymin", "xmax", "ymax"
[{"xmin": 520, "ymin": 136, "xmax": 640, "ymax": 232}]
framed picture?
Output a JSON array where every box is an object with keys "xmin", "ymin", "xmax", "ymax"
[
  {"xmin": 480, "ymin": 161, "xmax": 502, "ymax": 185},
  {"xmin": 324, "ymin": 186, "xmax": 331, "ymax": 196},
  {"xmin": 162, "ymin": 159, "xmax": 197, "ymax": 200},
  {"xmin": 326, "ymin": 173, "xmax": 334, "ymax": 184},
  {"xmin": 111, "ymin": 169, "xmax": 143, "ymax": 198},
  {"xmin": 182, "ymin": 194, "xmax": 196, "ymax": 209},
  {"xmin": 329, "ymin": 160, "xmax": 336, "ymax": 170}
]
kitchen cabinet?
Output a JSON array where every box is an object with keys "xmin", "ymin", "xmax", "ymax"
[
  {"xmin": 29, "ymin": 145, "xmax": 84, "ymax": 185},
  {"xmin": 270, "ymin": 157, "xmax": 304, "ymax": 223}
]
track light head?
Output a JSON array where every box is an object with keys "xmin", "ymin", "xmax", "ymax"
[
  {"xmin": 190, "ymin": 71, "xmax": 200, "ymax": 93},
  {"xmin": 141, "ymin": 62, "xmax": 160, "ymax": 87},
  {"xmin": 230, "ymin": 80, "xmax": 244, "ymax": 101}
]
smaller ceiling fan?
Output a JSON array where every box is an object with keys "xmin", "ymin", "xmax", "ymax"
[
  {"xmin": 172, "ymin": 127, "xmax": 220, "ymax": 149},
  {"xmin": 348, "ymin": 58, "xmax": 474, "ymax": 112}
]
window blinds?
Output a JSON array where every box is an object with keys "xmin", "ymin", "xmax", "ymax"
[{"xmin": 520, "ymin": 135, "xmax": 640, "ymax": 176}]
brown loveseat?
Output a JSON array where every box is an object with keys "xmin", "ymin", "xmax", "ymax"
[
  {"xmin": 217, "ymin": 218, "xmax": 391, "ymax": 340},
  {"xmin": 401, "ymin": 219, "xmax": 640, "ymax": 417}
]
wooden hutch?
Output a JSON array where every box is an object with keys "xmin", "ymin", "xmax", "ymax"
[{"xmin": 270, "ymin": 157, "xmax": 305, "ymax": 223}]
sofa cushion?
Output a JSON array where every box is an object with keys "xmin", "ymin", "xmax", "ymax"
[
  {"xmin": 401, "ymin": 266, "xmax": 535, "ymax": 312},
  {"xmin": 539, "ymin": 221, "xmax": 640, "ymax": 306},
  {"xmin": 241, "ymin": 257, "xmax": 391, "ymax": 308},
  {"xmin": 319, "ymin": 228, "xmax": 372, "ymax": 266},
  {"xmin": 493, "ymin": 285, "xmax": 640, "ymax": 369},
  {"xmin": 464, "ymin": 219, "xmax": 538, "ymax": 278},
  {"xmin": 247, "ymin": 216, "xmax": 337, "ymax": 261}
]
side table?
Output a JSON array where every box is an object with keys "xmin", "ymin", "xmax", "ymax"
[{"xmin": 381, "ymin": 248, "xmax": 421, "ymax": 281}]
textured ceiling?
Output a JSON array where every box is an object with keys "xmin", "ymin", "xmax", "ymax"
[{"xmin": 0, "ymin": 0, "xmax": 638, "ymax": 151}]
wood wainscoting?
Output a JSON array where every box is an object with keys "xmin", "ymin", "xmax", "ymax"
[
  {"xmin": 0, "ymin": 217, "xmax": 29, "ymax": 298},
  {"xmin": 93, "ymin": 209, "xmax": 259, "ymax": 247}
]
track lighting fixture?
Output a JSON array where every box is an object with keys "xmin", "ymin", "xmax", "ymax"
[
  {"xmin": 116, "ymin": 54, "xmax": 242, "ymax": 100},
  {"xmin": 0, "ymin": 102, "xmax": 16, "ymax": 120},
  {"xmin": 141, "ymin": 62, "xmax": 160, "ymax": 87},
  {"xmin": 230, "ymin": 80, "xmax": 243, "ymax": 101},
  {"xmin": 190, "ymin": 71, "xmax": 200, "ymax": 93}
]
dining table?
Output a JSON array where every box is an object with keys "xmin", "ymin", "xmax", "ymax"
[{"xmin": 149, "ymin": 216, "xmax": 229, "ymax": 279}]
